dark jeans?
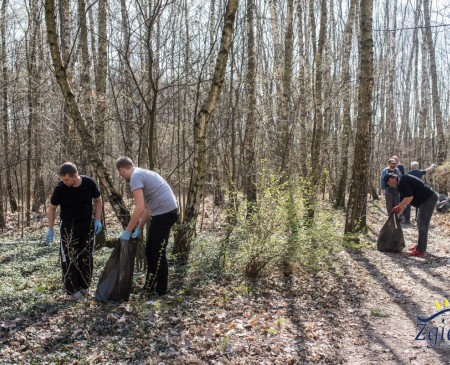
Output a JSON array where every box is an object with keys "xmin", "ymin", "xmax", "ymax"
[
  {"xmin": 417, "ymin": 193, "xmax": 438, "ymax": 252},
  {"xmin": 403, "ymin": 204, "xmax": 411, "ymax": 223},
  {"xmin": 144, "ymin": 210, "xmax": 178, "ymax": 295},
  {"xmin": 385, "ymin": 187, "xmax": 400, "ymax": 215},
  {"xmin": 60, "ymin": 219, "xmax": 95, "ymax": 294}
]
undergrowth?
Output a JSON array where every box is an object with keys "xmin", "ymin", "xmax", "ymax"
[{"xmin": 187, "ymin": 169, "xmax": 346, "ymax": 281}]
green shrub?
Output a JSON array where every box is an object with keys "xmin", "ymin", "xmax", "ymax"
[
  {"xmin": 295, "ymin": 206, "xmax": 343, "ymax": 270},
  {"xmin": 185, "ymin": 170, "xmax": 345, "ymax": 281},
  {"xmin": 229, "ymin": 169, "xmax": 292, "ymax": 278}
]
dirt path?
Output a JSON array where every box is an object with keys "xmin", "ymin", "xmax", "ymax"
[{"xmin": 338, "ymin": 210, "xmax": 450, "ymax": 364}]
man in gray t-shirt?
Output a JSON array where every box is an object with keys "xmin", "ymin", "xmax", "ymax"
[
  {"xmin": 116, "ymin": 157, "xmax": 178, "ymax": 296},
  {"xmin": 129, "ymin": 167, "xmax": 177, "ymax": 216}
]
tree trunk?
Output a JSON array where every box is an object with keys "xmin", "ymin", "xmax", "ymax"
[
  {"xmin": 243, "ymin": 0, "xmax": 257, "ymax": 214},
  {"xmin": 296, "ymin": 1, "xmax": 307, "ymax": 177},
  {"xmin": 59, "ymin": 0, "xmax": 73, "ymax": 158},
  {"xmin": 423, "ymin": 0, "xmax": 446, "ymax": 163},
  {"xmin": 1, "ymin": 0, "xmax": 17, "ymax": 213},
  {"xmin": 78, "ymin": 0, "xmax": 94, "ymax": 130},
  {"xmin": 279, "ymin": 0, "xmax": 294, "ymax": 177},
  {"xmin": 418, "ymin": 33, "xmax": 429, "ymax": 164},
  {"xmin": 307, "ymin": 0, "xmax": 327, "ymax": 219},
  {"xmin": 173, "ymin": 0, "xmax": 239, "ymax": 263},
  {"xmin": 120, "ymin": 0, "xmax": 134, "ymax": 157},
  {"xmin": 268, "ymin": 0, "xmax": 284, "ymax": 169},
  {"xmin": 45, "ymin": 0, "xmax": 130, "ymax": 228},
  {"xmin": 334, "ymin": 0, "xmax": 357, "ymax": 209},
  {"xmin": 345, "ymin": 0, "xmax": 374, "ymax": 235}
]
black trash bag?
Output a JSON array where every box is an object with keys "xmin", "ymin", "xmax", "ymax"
[
  {"xmin": 377, "ymin": 213, "xmax": 405, "ymax": 253},
  {"xmin": 95, "ymin": 237, "xmax": 138, "ymax": 302}
]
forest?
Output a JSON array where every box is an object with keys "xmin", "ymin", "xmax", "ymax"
[{"xmin": 1, "ymin": 0, "xmax": 450, "ymax": 363}]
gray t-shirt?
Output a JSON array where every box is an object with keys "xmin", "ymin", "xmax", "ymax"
[{"xmin": 129, "ymin": 167, "xmax": 177, "ymax": 216}]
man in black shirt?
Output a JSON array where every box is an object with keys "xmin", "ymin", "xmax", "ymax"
[
  {"xmin": 46, "ymin": 162, "xmax": 103, "ymax": 300},
  {"xmin": 407, "ymin": 161, "xmax": 436, "ymax": 222},
  {"xmin": 385, "ymin": 173, "xmax": 438, "ymax": 256}
]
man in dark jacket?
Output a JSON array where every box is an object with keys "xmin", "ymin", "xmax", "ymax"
[
  {"xmin": 385, "ymin": 173, "xmax": 438, "ymax": 256},
  {"xmin": 408, "ymin": 161, "xmax": 435, "ymax": 179}
]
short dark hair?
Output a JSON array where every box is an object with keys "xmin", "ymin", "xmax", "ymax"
[
  {"xmin": 59, "ymin": 162, "xmax": 78, "ymax": 177},
  {"xmin": 384, "ymin": 172, "xmax": 397, "ymax": 184},
  {"xmin": 115, "ymin": 156, "xmax": 134, "ymax": 170}
]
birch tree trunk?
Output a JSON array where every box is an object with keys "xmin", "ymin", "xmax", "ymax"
[
  {"xmin": 334, "ymin": 0, "xmax": 357, "ymax": 209},
  {"xmin": 78, "ymin": 0, "xmax": 94, "ymax": 136},
  {"xmin": 279, "ymin": 0, "xmax": 294, "ymax": 176},
  {"xmin": 399, "ymin": 1, "xmax": 420, "ymax": 144},
  {"xmin": 268, "ymin": 0, "xmax": 283, "ymax": 168},
  {"xmin": 1, "ymin": 0, "xmax": 17, "ymax": 213},
  {"xmin": 423, "ymin": 0, "xmax": 446, "ymax": 163},
  {"xmin": 296, "ymin": 1, "xmax": 307, "ymax": 176},
  {"xmin": 345, "ymin": 0, "xmax": 374, "ymax": 235},
  {"xmin": 120, "ymin": 0, "xmax": 133, "ymax": 156},
  {"xmin": 418, "ymin": 34, "xmax": 430, "ymax": 164},
  {"xmin": 25, "ymin": 0, "xmax": 41, "ymax": 225},
  {"xmin": 94, "ymin": 0, "xmax": 107, "ymax": 158},
  {"xmin": 173, "ymin": 0, "xmax": 239, "ymax": 262},
  {"xmin": 243, "ymin": 0, "xmax": 257, "ymax": 214},
  {"xmin": 45, "ymin": 0, "xmax": 130, "ymax": 228},
  {"xmin": 59, "ymin": 0, "xmax": 73, "ymax": 158},
  {"xmin": 307, "ymin": 0, "xmax": 327, "ymax": 219}
]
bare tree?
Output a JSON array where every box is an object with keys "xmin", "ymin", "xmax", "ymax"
[
  {"xmin": 345, "ymin": 0, "xmax": 374, "ymax": 235},
  {"xmin": 422, "ymin": 0, "xmax": 446, "ymax": 163},
  {"xmin": 1, "ymin": 0, "xmax": 17, "ymax": 213},
  {"xmin": 243, "ymin": 0, "xmax": 257, "ymax": 213},
  {"xmin": 45, "ymin": 0, "xmax": 130, "ymax": 228},
  {"xmin": 307, "ymin": 0, "xmax": 327, "ymax": 219},
  {"xmin": 334, "ymin": 0, "xmax": 358, "ymax": 209},
  {"xmin": 94, "ymin": 0, "xmax": 107, "ymax": 158},
  {"xmin": 279, "ymin": 0, "xmax": 294, "ymax": 177},
  {"xmin": 173, "ymin": 0, "xmax": 239, "ymax": 262},
  {"xmin": 59, "ymin": 0, "xmax": 73, "ymax": 158}
]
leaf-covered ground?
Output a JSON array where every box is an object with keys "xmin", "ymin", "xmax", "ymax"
[{"xmin": 1, "ymin": 201, "xmax": 450, "ymax": 364}]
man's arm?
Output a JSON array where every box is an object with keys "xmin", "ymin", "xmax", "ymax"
[
  {"xmin": 394, "ymin": 196, "xmax": 414, "ymax": 214},
  {"xmin": 137, "ymin": 206, "xmax": 151, "ymax": 230},
  {"xmin": 125, "ymin": 188, "xmax": 146, "ymax": 233},
  {"xmin": 425, "ymin": 164, "xmax": 436, "ymax": 174},
  {"xmin": 47, "ymin": 203, "xmax": 58, "ymax": 229},
  {"xmin": 399, "ymin": 196, "xmax": 413, "ymax": 208},
  {"xmin": 94, "ymin": 196, "xmax": 103, "ymax": 220}
]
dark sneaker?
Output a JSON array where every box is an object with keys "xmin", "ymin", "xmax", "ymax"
[{"xmin": 407, "ymin": 249, "xmax": 426, "ymax": 257}]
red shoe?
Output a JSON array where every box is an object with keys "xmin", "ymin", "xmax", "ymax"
[
  {"xmin": 407, "ymin": 249, "xmax": 427, "ymax": 257},
  {"xmin": 408, "ymin": 244, "xmax": 417, "ymax": 251}
]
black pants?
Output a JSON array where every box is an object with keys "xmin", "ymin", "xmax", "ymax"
[
  {"xmin": 60, "ymin": 219, "xmax": 95, "ymax": 295},
  {"xmin": 144, "ymin": 210, "xmax": 178, "ymax": 295}
]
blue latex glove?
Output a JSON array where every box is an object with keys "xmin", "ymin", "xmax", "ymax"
[
  {"xmin": 132, "ymin": 227, "xmax": 141, "ymax": 238},
  {"xmin": 94, "ymin": 219, "xmax": 103, "ymax": 234},
  {"xmin": 46, "ymin": 228, "xmax": 54, "ymax": 245},
  {"xmin": 120, "ymin": 230, "xmax": 132, "ymax": 240}
]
